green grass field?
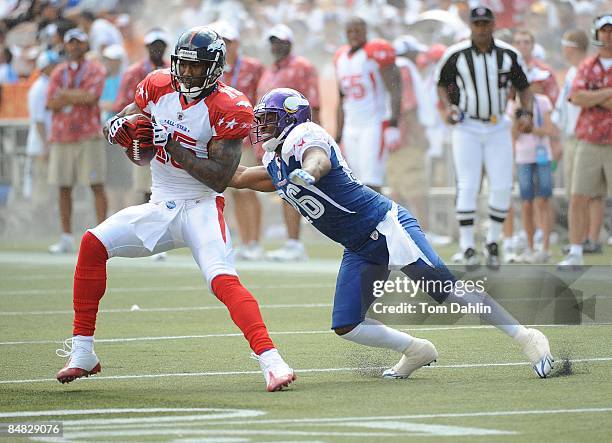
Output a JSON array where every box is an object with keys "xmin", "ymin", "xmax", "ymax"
[{"xmin": 1, "ymin": 243, "xmax": 611, "ymax": 442}]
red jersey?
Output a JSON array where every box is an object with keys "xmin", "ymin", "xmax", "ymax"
[
  {"xmin": 47, "ymin": 59, "xmax": 106, "ymax": 143},
  {"xmin": 571, "ymin": 55, "xmax": 612, "ymax": 145}
]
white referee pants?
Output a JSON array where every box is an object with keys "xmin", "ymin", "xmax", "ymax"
[{"xmin": 452, "ymin": 121, "xmax": 513, "ymax": 247}]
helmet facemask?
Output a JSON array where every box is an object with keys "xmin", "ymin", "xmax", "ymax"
[
  {"xmin": 250, "ymin": 92, "xmax": 311, "ymax": 152},
  {"xmin": 171, "ymin": 52, "xmax": 223, "ymax": 99}
]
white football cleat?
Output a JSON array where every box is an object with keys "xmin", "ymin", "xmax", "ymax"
[
  {"xmin": 252, "ymin": 348, "xmax": 296, "ymax": 392},
  {"xmin": 382, "ymin": 338, "xmax": 438, "ymax": 379},
  {"xmin": 56, "ymin": 337, "xmax": 101, "ymax": 384},
  {"xmin": 265, "ymin": 242, "xmax": 308, "ymax": 262},
  {"xmin": 48, "ymin": 235, "xmax": 75, "ymax": 254},
  {"xmin": 515, "ymin": 328, "xmax": 554, "ymax": 378}
]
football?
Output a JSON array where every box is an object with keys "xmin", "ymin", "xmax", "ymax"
[{"xmin": 121, "ymin": 114, "xmax": 156, "ymax": 166}]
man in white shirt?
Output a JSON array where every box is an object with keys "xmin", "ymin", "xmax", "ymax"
[
  {"xmin": 25, "ymin": 50, "xmax": 58, "ymax": 203},
  {"xmin": 75, "ymin": 9, "xmax": 123, "ymax": 54}
]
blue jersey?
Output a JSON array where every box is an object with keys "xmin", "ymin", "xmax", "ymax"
[{"xmin": 262, "ymin": 122, "xmax": 392, "ymax": 250}]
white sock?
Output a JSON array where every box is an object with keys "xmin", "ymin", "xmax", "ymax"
[
  {"xmin": 340, "ymin": 318, "xmax": 413, "ymax": 353},
  {"xmin": 569, "ymin": 244, "xmax": 583, "ymax": 256},
  {"xmin": 73, "ymin": 335, "xmax": 93, "ymax": 353},
  {"xmin": 446, "ymin": 289, "xmax": 521, "ymax": 338},
  {"xmin": 459, "ymin": 226, "xmax": 475, "ymax": 251},
  {"xmin": 486, "ymin": 220, "xmax": 503, "ymax": 244},
  {"xmin": 502, "ymin": 237, "xmax": 513, "ymax": 251}
]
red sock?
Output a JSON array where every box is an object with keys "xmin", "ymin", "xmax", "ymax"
[
  {"xmin": 211, "ymin": 275, "xmax": 275, "ymax": 355},
  {"xmin": 73, "ymin": 231, "xmax": 108, "ymax": 336}
]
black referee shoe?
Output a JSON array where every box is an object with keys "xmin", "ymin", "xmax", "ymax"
[
  {"xmin": 485, "ymin": 242, "xmax": 500, "ymax": 270},
  {"xmin": 463, "ymin": 247, "xmax": 480, "ymax": 271}
]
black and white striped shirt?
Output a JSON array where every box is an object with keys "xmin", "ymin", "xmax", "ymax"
[{"xmin": 436, "ymin": 39, "xmax": 529, "ymax": 120}]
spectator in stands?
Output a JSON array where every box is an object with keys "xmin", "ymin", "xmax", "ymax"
[
  {"xmin": 73, "ymin": 9, "xmax": 123, "ymax": 54},
  {"xmin": 25, "ymin": 49, "xmax": 58, "ymax": 204},
  {"xmin": 113, "ymin": 28, "xmax": 170, "ymax": 203},
  {"xmin": 559, "ymin": 13, "xmax": 612, "ymax": 267},
  {"xmin": 212, "ymin": 20, "xmax": 265, "ymax": 261},
  {"xmin": 388, "ymin": 35, "xmax": 427, "ymax": 223},
  {"xmin": 512, "ymin": 29, "xmax": 559, "ymax": 104},
  {"xmin": 510, "ymin": 68, "xmax": 559, "ymax": 263},
  {"xmin": 100, "ymin": 43, "xmax": 131, "ymax": 215},
  {"xmin": 554, "ymin": 29, "xmax": 605, "ymax": 255},
  {"xmin": 46, "ymin": 28, "xmax": 107, "ymax": 254},
  {"xmin": 512, "ymin": 29, "xmax": 560, "ymax": 251},
  {"xmin": 0, "ymin": 46, "xmax": 18, "ymax": 83},
  {"xmin": 256, "ymin": 24, "xmax": 320, "ymax": 261}
]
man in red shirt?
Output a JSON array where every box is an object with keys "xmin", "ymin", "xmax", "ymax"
[
  {"xmin": 559, "ymin": 13, "xmax": 612, "ymax": 267},
  {"xmin": 46, "ymin": 28, "xmax": 108, "ymax": 254},
  {"xmin": 212, "ymin": 21, "xmax": 265, "ymax": 260},
  {"xmin": 113, "ymin": 28, "xmax": 171, "ymax": 203},
  {"xmin": 256, "ymin": 24, "xmax": 320, "ymax": 261}
]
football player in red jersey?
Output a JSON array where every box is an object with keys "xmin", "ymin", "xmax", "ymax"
[
  {"xmin": 334, "ymin": 16, "xmax": 402, "ymax": 193},
  {"xmin": 55, "ymin": 27, "xmax": 296, "ymax": 392}
]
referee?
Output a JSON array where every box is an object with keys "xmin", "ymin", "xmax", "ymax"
[{"xmin": 436, "ymin": 6, "xmax": 534, "ymax": 269}]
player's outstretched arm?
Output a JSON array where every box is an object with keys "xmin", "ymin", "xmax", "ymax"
[
  {"xmin": 229, "ymin": 166, "xmax": 276, "ymax": 192},
  {"xmin": 300, "ymin": 147, "xmax": 332, "ymax": 183},
  {"xmin": 166, "ymin": 137, "xmax": 242, "ymax": 193}
]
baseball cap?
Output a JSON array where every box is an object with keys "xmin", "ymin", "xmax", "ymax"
[
  {"xmin": 267, "ymin": 24, "xmax": 293, "ymax": 43},
  {"xmin": 393, "ymin": 35, "xmax": 427, "ymax": 55},
  {"xmin": 102, "ymin": 44, "xmax": 126, "ymax": 60},
  {"xmin": 594, "ymin": 14, "xmax": 612, "ymax": 30},
  {"xmin": 210, "ymin": 21, "xmax": 240, "ymax": 42},
  {"xmin": 143, "ymin": 28, "xmax": 171, "ymax": 46},
  {"xmin": 470, "ymin": 6, "xmax": 495, "ymax": 22},
  {"xmin": 36, "ymin": 50, "xmax": 59, "ymax": 70},
  {"xmin": 63, "ymin": 28, "xmax": 88, "ymax": 43}
]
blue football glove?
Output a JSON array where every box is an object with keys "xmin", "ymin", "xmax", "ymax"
[{"xmin": 289, "ymin": 169, "xmax": 315, "ymax": 186}]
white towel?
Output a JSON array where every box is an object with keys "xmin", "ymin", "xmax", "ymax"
[
  {"xmin": 129, "ymin": 200, "xmax": 184, "ymax": 251},
  {"xmin": 376, "ymin": 203, "xmax": 432, "ymax": 270}
]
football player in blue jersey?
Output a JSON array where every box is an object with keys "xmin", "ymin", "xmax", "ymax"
[{"xmin": 230, "ymin": 88, "xmax": 554, "ymax": 378}]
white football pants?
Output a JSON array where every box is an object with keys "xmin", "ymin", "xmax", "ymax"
[{"xmin": 90, "ymin": 196, "xmax": 236, "ymax": 287}]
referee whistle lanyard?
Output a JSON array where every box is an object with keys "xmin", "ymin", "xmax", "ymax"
[{"xmin": 62, "ymin": 61, "xmax": 88, "ymax": 114}]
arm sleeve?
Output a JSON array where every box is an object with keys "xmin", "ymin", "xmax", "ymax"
[
  {"xmin": 436, "ymin": 54, "xmax": 456, "ymax": 87},
  {"xmin": 293, "ymin": 129, "xmax": 332, "ymax": 163},
  {"xmin": 509, "ymin": 52, "xmax": 530, "ymax": 91},
  {"xmin": 365, "ymin": 40, "xmax": 396, "ymax": 68},
  {"xmin": 134, "ymin": 75, "xmax": 152, "ymax": 115}
]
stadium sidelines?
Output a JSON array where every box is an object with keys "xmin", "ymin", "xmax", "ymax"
[
  {"xmin": 1, "ymin": 357, "xmax": 610, "ymax": 384},
  {"xmin": 1, "ymin": 324, "xmax": 609, "ymax": 346},
  {"xmin": 0, "ymin": 251, "xmax": 342, "ymax": 274}
]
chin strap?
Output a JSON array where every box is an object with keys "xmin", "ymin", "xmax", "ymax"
[{"xmin": 262, "ymin": 122, "xmax": 296, "ymax": 152}]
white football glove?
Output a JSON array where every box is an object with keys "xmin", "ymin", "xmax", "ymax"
[
  {"xmin": 152, "ymin": 120, "xmax": 171, "ymax": 147},
  {"xmin": 106, "ymin": 116, "xmax": 129, "ymax": 145},
  {"xmin": 383, "ymin": 126, "xmax": 402, "ymax": 152},
  {"xmin": 289, "ymin": 169, "xmax": 315, "ymax": 186}
]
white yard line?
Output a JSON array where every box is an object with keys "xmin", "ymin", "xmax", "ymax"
[
  {"xmin": 0, "ymin": 357, "xmax": 610, "ymax": 385},
  {"xmin": 0, "ymin": 283, "xmax": 336, "ymax": 297},
  {"xmin": 0, "ymin": 302, "xmax": 333, "ymax": 317},
  {"xmin": 1, "ymin": 323, "xmax": 608, "ymax": 346}
]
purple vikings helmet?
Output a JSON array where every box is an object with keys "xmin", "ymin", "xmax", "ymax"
[{"xmin": 251, "ymin": 88, "xmax": 312, "ymax": 152}]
